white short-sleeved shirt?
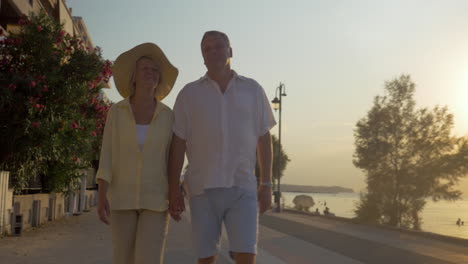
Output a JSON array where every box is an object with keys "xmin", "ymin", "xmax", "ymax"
[{"xmin": 173, "ymin": 71, "xmax": 276, "ymax": 197}]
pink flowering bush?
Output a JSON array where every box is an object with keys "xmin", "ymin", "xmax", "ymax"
[{"xmin": 0, "ymin": 13, "xmax": 112, "ymax": 193}]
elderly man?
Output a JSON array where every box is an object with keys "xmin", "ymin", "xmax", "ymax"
[{"xmin": 168, "ymin": 30, "xmax": 276, "ymax": 264}]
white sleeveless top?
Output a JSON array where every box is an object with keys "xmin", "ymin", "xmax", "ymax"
[{"xmin": 136, "ymin": 124, "xmax": 150, "ymax": 151}]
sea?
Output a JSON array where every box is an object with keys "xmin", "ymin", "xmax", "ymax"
[{"xmin": 282, "ymin": 192, "xmax": 468, "ymax": 239}]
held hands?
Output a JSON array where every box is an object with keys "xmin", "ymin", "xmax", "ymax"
[
  {"xmin": 169, "ymin": 187, "xmax": 185, "ymax": 222},
  {"xmin": 258, "ymin": 185, "xmax": 272, "ymax": 214}
]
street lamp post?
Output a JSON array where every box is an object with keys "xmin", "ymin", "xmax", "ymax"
[{"xmin": 271, "ymin": 82, "xmax": 286, "ymax": 212}]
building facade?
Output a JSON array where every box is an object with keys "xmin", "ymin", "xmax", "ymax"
[{"xmin": 1, "ymin": 0, "xmax": 91, "ymax": 46}]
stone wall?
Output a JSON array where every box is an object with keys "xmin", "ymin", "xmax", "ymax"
[
  {"xmin": 1, "ymin": 168, "xmax": 98, "ymax": 236},
  {"xmin": 0, "ymin": 172, "xmax": 13, "ymax": 236},
  {"xmin": 14, "ymin": 193, "xmax": 51, "ymax": 231}
]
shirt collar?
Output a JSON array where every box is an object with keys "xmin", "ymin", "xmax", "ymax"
[
  {"xmin": 200, "ymin": 70, "xmax": 239, "ymax": 83},
  {"xmin": 118, "ymin": 97, "xmax": 168, "ymax": 121}
]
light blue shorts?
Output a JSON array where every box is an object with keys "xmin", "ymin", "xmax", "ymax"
[{"xmin": 189, "ymin": 187, "xmax": 258, "ymax": 258}]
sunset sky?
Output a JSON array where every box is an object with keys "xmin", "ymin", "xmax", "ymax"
[{"xmin": 68, "ymin": 0, "xmax": 468, "ymax": 195}]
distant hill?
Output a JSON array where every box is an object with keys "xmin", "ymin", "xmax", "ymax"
[{"xmin": 281, "ymin": 184, "xmax": 354, "ymax": 193}]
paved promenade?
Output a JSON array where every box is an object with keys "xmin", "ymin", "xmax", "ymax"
[{"xmin": 0, "ymin": 208, "xmax": 467, "ymax": 263}]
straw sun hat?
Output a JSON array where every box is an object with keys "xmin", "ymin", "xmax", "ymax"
[{"xmin": 112, "ymin": 43, "xmax": 178, "ymax": 100}]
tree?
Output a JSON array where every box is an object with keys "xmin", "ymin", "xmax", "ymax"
[
  {"xmin": 353, "ymin": 75, "xmax": 468, "ymax": 229},
  {"xmin": 256, "ymin": 134, "xmax": 291, "ymax": 186},
  {"xmin": 0, "ymin": 13, "xmax": 112, "ymax": 193}
]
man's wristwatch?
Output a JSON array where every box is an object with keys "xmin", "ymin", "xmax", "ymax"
[{"xmin": 260, "ymin": 182, "xmax": 272, "ymax": 187}]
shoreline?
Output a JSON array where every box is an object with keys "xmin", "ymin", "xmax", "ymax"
[
  {"xmin": 282, "ymin": 208, "xmax": 468, "ymax": 246},
  {"xmin": 284, "ymin": 191, "xmax": 355, "ymax": 194},
  {"xmin": 283, "ymin": 191, "xmax": 468, "ymax": 240}
]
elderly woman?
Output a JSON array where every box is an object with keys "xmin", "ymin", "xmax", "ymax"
[{"xmin": 96, "ymin": 43, "xmax": 178, "ymax": 264}]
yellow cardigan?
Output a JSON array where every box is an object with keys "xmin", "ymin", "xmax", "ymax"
[{"xmin": 96, "ymin": 98, "xmax": 173, "ymax": 211}]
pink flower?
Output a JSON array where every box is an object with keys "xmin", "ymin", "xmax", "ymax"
[
  {"xmin": 31, "ymin": 122, "xmax": 40, "ymax": 128},
  {"xmin": 91, "ymin": 131, "xmax": 97, "ymax": 137},
  {"xmin": 34, "ymin": 104, "xmax": 45, "ymax": 111},
  {"xmin": 42, "ymin": 86, "xmax": 49, "ymax": 92},
  {"xmin": 29, "ymin": 81, "xmax": 36, "ymax": 88},
  {"xmin": 8, "ymin": 84, "xmax": 17, "ymax": 91},
  {"xmin": 71, "ymin": 122, "xmax": 79, "ymax": 129},
  {"xmin": 29, "ymin": 97, "xmax": 39, "ymax": 104},
  {"xmin": 37, "ymin": 26, "xmax": 43, "ymax": 32},
  {"xmin": 18, "ymin": 18, "xmax": 29, "ymax": 26}
]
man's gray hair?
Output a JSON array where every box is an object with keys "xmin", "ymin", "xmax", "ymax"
[{"xmin": 201, "ymin": 30, "xmax": 231, "ymax": 48}]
